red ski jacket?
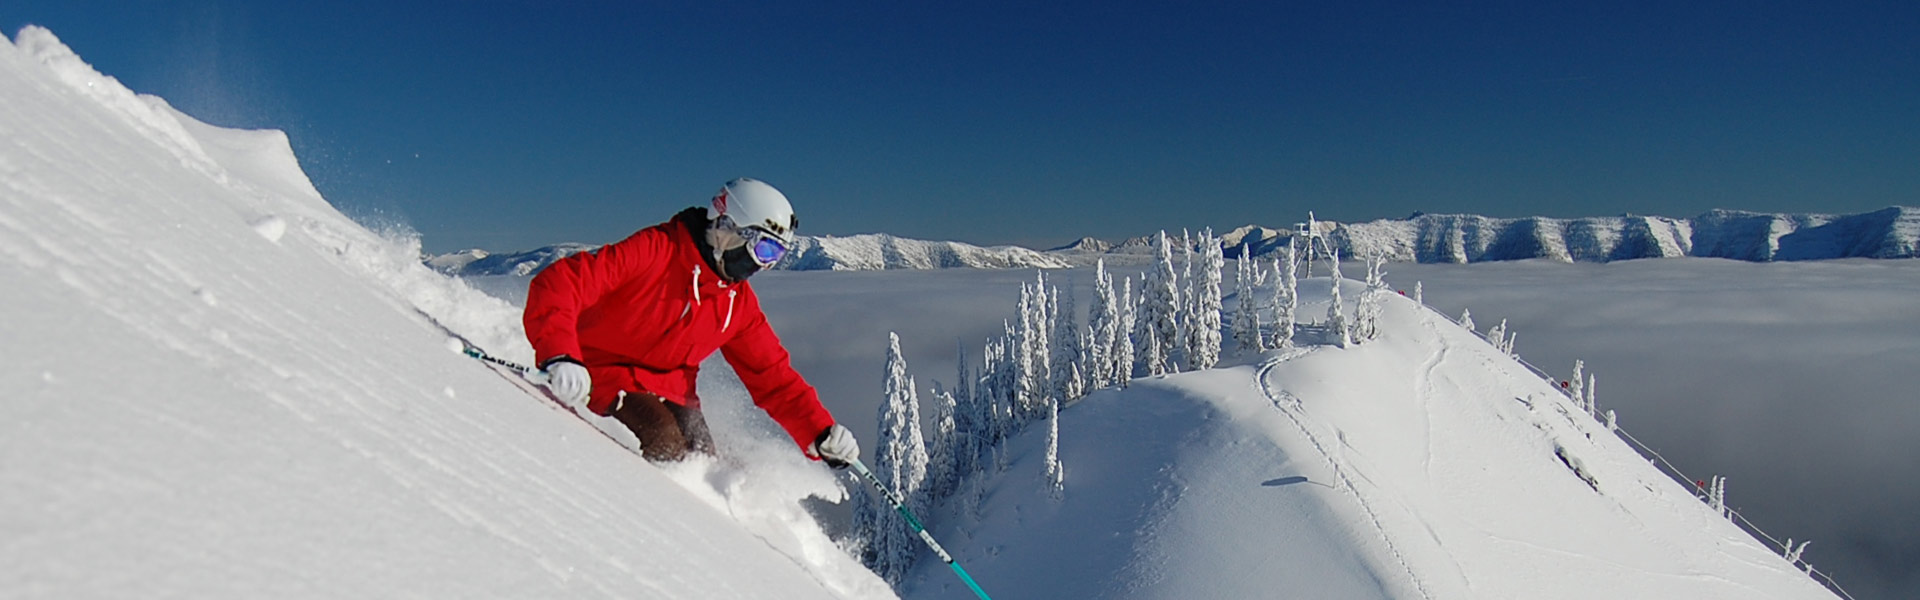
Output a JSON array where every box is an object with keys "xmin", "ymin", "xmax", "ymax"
[{"xmin": 523, "ymin": 209, "xmax": 835, "ymax": 451}]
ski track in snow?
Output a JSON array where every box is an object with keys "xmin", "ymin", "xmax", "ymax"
[{"xmin": 1254, "ymin": 348, "xmax": 1437, "ymax": 600}]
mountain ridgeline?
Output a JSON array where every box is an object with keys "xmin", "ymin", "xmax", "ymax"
[
  {"xmin": 1068, "ymin": 207, "xmax": 1920, "ymax": 263},
  {"xmin": 429, "ymin": 207, "xmax": 1918, "ymax": 276}
]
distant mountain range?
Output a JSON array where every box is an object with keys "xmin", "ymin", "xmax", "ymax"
[
  {"xmin": 1058, "ymin": 206, "xmax": 1920, "ymax": 263},
  {"xmin": 426, "ymin": 206, "xmax": 1919, "ymax": 276},
  {"xmin": 426, "ymin": 233, "xmax": 1071, "ymax": 277}
]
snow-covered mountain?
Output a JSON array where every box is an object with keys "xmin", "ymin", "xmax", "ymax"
[
  {"xmin": 429, "ymin": 233, "xmax": 1069, "ymax": 278},
  {"xmin": 780, "ymin": 233, "xmax": 1072, "ymax": 271},
  {"xmin": 1057, "ymin": 208, "xmax": 1920, "ymax": 264},
  {"xmin": 432, "ymin": 208, "xmax": 1916, "ymax": 278},
  {"xmin": 424, "ymin": 243, "xmax": 598, "ymax": 277}
]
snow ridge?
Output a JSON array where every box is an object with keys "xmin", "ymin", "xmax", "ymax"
[
  {"xmin": 429, "ymin": 233, "xmax": 1069, "ymax": 277},
  {"xmin": 1059, "ymin": 208, "xmax": 1920, "ymax": 264}
]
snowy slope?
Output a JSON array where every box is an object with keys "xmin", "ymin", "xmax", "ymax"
[
  {"xmin": 0, "ymin": 26, "xmax": 889, "ymax": 600},
  {"xmin": 903, "ymin": 281, "xmax": 1838, "ymax": 599}
]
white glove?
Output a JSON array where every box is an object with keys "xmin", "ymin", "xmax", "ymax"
[
  {"xmin": 543, "ymin": 359, "xmax": 591, "ymax": 407},
  {"xmin": 810, "ymin": 424, "xmax": 859, "ymax": 468}
]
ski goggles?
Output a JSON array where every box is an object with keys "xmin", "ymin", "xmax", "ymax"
[{"xmin": 741, "ymin": 226, "xmax": 790, "ymax": 267}]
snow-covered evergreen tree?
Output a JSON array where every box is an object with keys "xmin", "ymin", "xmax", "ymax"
[
  {"xmin": 1044, "ymin": 395, "xmax": 1064, "ymax": 501},
  {"xmin": 1142, "ymin": 326, "xmax": 1165, "ymax": 377},
  {"xmin": 1353, "ymin": 254, "xmax": 1388, "ymax": 343},
  {"xmin": 1327, "ymin": 249, "xmax": 1350, "ymax": 347},
  {"xmin": 1142, "ymin": 231, "xmax": 1181, "ymax": 376},
  {"xmin": 955, "ymin": 338, "xmax": 972, "ymax": 416},
  {"xmin": 1568, "ymin": 360, "xmax": 1586, "ymax": 411},
  {"xmin": 1585, "ymin": 373, "xmax": 1599, "ymax": 420},
  {"xmin": 1487, "ymin": 319, "xmax": 1509, "ymax": 351},
  {"xmin": 872, "ymin": 332, "xmax": 930, "ymax": 584},
  {"xmin": 1707, "ymin": 475, "xmax": 1730, "ymax": 519},
  {"xmin": 1458, "ymin": 308, "xmax": 1475, "ymax": 332},
  {"xmin": 924, "ymin": 381, "xmax": 959, "ymax": 504},
  {"xmin": 1116, "ymin": 276, "xmax": 1136, "ymax": 386},
  {"xmin": 1088, "ymin": 260, "xmax": 1118, "ymax": 388},
  {"xmin": 1188, "ymin": 229, "xmax": 1224, "ymax": 369},
  {"xmin": 1413, "ymin": 280, "xmax": 1424, "ymax": 306},
  {"xmin": 1232, "ymin": 247, "xmax": 1266, "ymax": 353},
  {"xmin": 1050, "ymin": 279, "xmax": 1082, "ymax": 403},
  {"xmin": 1013, "ymin": 284, "xmax": 1040, "ymax": 422},
  {"xmin": 949, "ymin": 339, "xmax": 980, "ymax": 485},
  {"xmin": 1178, "ymin": 229, "xmax": 1195, "ymax": 366},
  {"xmin": 1273, "ymin": 244, "xmax": 1298, "ymax": 349}
]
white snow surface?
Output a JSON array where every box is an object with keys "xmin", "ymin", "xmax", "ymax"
[
  {"xmin": 902, "ymin": 282, "xmax": 1835, "ymax": 599},
  {"xmin": 0, "ymin": 26, "xmax": 891, "ymax": 600}
]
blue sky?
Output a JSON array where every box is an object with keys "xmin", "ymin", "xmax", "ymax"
[{"xmin": 9, "ymin": 1, "xmax": 1917, "ymax": 253}]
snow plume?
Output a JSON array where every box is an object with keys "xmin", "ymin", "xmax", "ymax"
[{"xmin": 1, "ymin": 26, "xmax": 889, "ymax": 599}]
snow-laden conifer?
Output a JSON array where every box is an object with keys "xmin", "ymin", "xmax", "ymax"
[
  {"xmin": 955, "ymin": 338, "xmax": 972, "ymax": 416},
  {"xmin": 1044, "ymin": 395, "xmax": 1064, "ymax": 501},
  {"xmin": 1458, "ymin": 308, "xmax": 1475, "ymax": 332},
  {"xmin": 1585, "ymin": 373, "xmax": 1599, "ymax": 420},
  {"xmin": 1116, "ymin": 276, "xmax": 1136, "ymax": 386},
  {"xmin": 1178, "ymin": 229, "xmax": 1196, "ymax": 366},
  {"xmin": 872, "ymin": 332, "xmax": 930, "ymax": 584},
  {"xmin": 1569, "ymin": 360, "xmax": 1587, "ymax": 412},
  {"xmin": 1189, "ymin": 228, "xmax": 1224, "ymax": 369},
  {"xmin": 1353, "ymin": 254, "xmax": 1388, "ymax": 343},
  {"xmin": 949, "ymin": 339, "xmax": 980, "ymax": 484},
  {"xmin": 1088, "ymin": 260, "xmax": 1118, "ymax": 388},
  {"xmin": 1013, "ymin": 284, "xmax": 1040, "ymax": 422},
  {"xmin": 1327, "ymin": 249, "xmax": 1350, "ymax": 347},
  {"xmin": 925, "ymin": 381, "xmax": 959, "ymax": 504},
  {"xmin": 1273, "ymin": 244, "xmax": 1298, "ymax": 349},
  {"xmin": 1051, "ymin": 279, "xmax": 1082, "ymax": 403},
  {"xmin": 1232, "ymin": 247, "xmax": 1266, "ymax": 353},
  {"xmin": 1142, "ymin": 232, "xmax": 1181, "ymax": 376},
  {"xmin": 1707, "ymin": 476, "xmax": 1730, "ymax": 520}
]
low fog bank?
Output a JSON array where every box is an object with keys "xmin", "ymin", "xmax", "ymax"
[{"xmin": 1391, "ymin": 258, "xmax": 1920, "ymax": 599}]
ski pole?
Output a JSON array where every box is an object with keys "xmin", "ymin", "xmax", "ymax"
[
  {"xmin": 849, "ymin": 458, "xmax": 992, "ymax": 600},
  {"xmin": 456, "ymin": 342, "xmax": 550, "ymax": 385}
]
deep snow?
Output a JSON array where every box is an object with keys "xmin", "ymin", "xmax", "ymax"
[{"xmin": 0, "ymin": 26, "xmax": 890, "ymax": 600}]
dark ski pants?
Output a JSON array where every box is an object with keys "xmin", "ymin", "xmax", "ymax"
[{"xmin": 608, "ymin": 392, "xmax": 715, "ymax": 463}]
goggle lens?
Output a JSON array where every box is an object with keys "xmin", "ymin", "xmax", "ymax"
[{"xmin": 747, "ymin": 229, "xmax": 789, "ymax": 266}]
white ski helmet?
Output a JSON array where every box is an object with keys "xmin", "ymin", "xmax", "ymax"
[{"xmin": 708, "ymin": 177, "xmax": 798, "ymax": 242}]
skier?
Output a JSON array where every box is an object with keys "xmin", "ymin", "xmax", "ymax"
[{"xmin": 522, "ymin": 178, "xmax": 860, "ymax": 466}]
